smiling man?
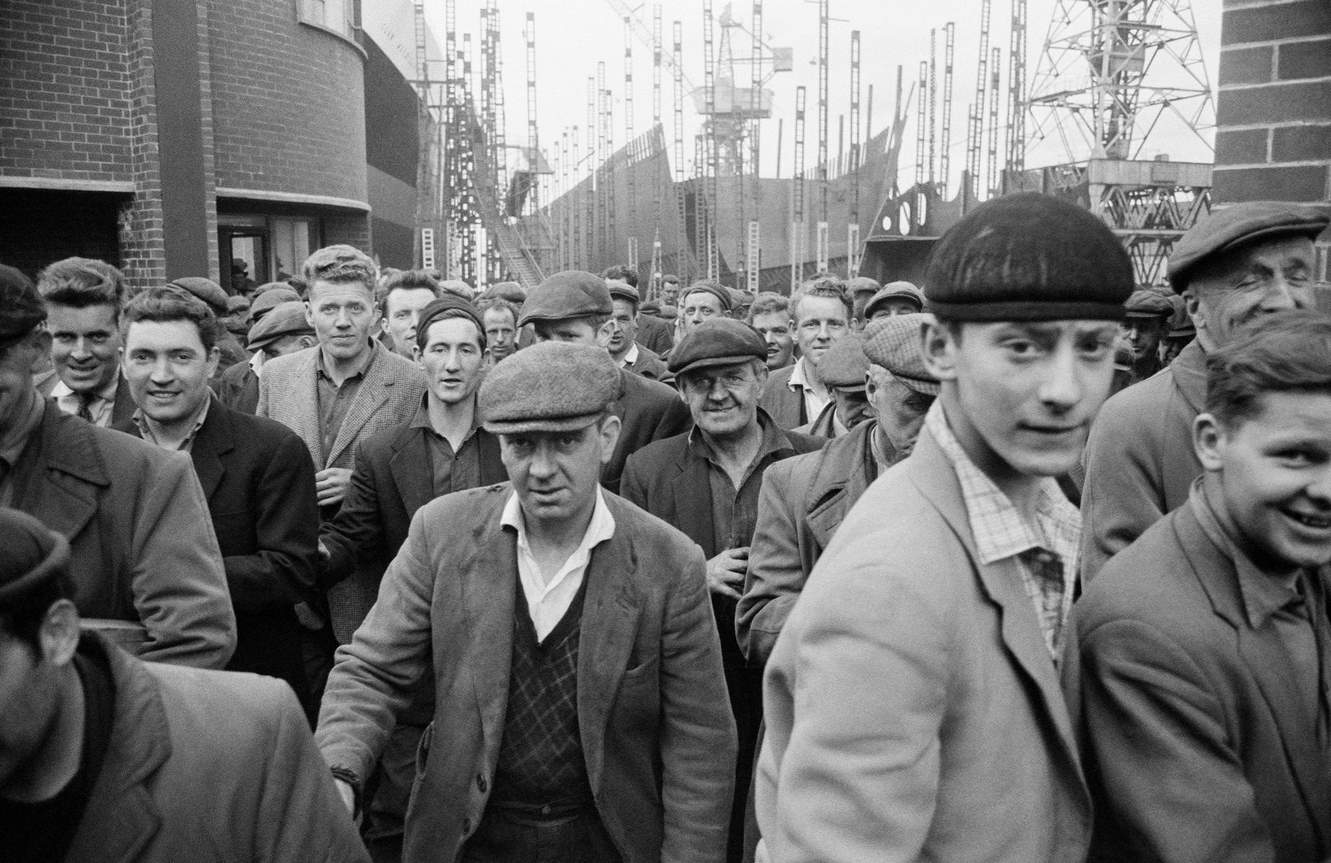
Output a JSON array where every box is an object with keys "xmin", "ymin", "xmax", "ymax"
[
  {"xmin": 757, "ymin": 193, "xmax": 1132, "ymax": 863},
  {"xmin": 747, "ymin": 292, "xmax": 795, "ymax": 372},
  {"xmin": 759, "ymin": 276, "xmax": 853, "ymax": 431},
  {"xmin": 1067, "ymin": 311, "xmax": 1331, "ymax": 863}
]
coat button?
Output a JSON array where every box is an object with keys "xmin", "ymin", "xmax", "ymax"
[{"xmin": 476, "ymin": 774, "xmax": 487, "ymax": 792}]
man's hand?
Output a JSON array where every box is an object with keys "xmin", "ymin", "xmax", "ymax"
[
  {"xmin": 706, "ymin": 546, "xmax": 749, "ymax": 600},
  {"xmin": 315, "ymin": 467, "xmax": 353, "ymax": 507},
  {"xmin": 334, "ymin": 777, "xmax": 356, "ymax": 815}
]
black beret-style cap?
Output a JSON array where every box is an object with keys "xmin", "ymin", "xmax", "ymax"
[
  {"xmin": 0, "ymin": 264, "xmax": 45, "ymax": 349},
  {"xmin": 414, "ymin": 296, "xmax": 485, "ymax": 351},
  {"xmin": 924, "ymin": 192, "xmax": 1133, "ymax": 322},
  {"xmin": 1167, "ymin": 201, "xmax": 1330, "ymax": 292},
  {"xmin": 0, "ymin": 507, "xmax": 70, "ymax": 605},
  {"xmin": 519, "ymin": 271, "xmax": 612, "ymax": 327},
  {"xmin": 667, "ymin": 317, "xmax": 767, "ymax": 377},
  {"xmin": 479, "ymin": 341, "xmax": 621, "ymax": 434},
  {"xmin": 680, "ymin": 281, "xmax": 734, "ymax": 313}
]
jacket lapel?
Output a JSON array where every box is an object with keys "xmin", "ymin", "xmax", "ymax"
[
  {"xmin": 288, "ymin": 348, "xmax": 324, "ymax": 467},
  {"xmin": 668, "ymin": 444, "xmax": 718, "ymax": 555},
  {"xmin": 326, "ymin": 343, "xmax": 392, "ymax": 467},
  {"xmin": 31, "ymin": 405, "xmax": 106, "ymax": 543},
  {"xmin": 388, "ymin": 425, "xmax": 437, "ymax": 516},
  {"xmin": 189, "ymin": 400, "xmax": 233, "ymax": 501},
  {"xmin": 463, "ymin": 514, "xmax": 517, "ymax": 755},
  {"xmin": 110, "ymin": 375, "xmax": 137, "ymax": 426}
]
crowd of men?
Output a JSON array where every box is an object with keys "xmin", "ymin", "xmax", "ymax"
[{"xmin": 1, "ymin": 191, "xmax": 1330, "ymax": 863}]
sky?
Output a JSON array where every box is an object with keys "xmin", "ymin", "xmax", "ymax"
[{"xmin": 425, "ymin": 0, "xmax": 1224, "ymax": 197}]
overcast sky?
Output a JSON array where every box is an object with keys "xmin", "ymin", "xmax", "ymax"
[{"xmin": 428, "ymin": 1, "xmax": 1223, "ymax": 195}]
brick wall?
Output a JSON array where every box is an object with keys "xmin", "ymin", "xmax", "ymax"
[
  {"xmin": 1214, "ymin": 0, "xmax": 1331, "ymax": 203},
  {"xmin": 117, "ymin": 0, "xmax": 166, "ymax": 289}
]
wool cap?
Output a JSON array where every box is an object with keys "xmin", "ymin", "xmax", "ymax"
[
  {"xmin": 680, "ymin": 281, "xmax": 734, "ymax": 313},
  {"xmin": 862, "ymin": 314, "xmax": 941, "ymax": 396},
  {"xmin": 1123, "ymin": 287, "xmax": 1175, "ymax": 319},
  {"xmin": 249, "ymin": 286, "xmax": 301, "ymax": 321},
  {"xmin": 818, "ymin": 333, "xmax": 869, "ymax": 390},
  {"xmin": 608, "ymin": 281, "xmax": 641, "ymax": 307},
  {"xmin": 847, "ymin": 276, "xmax": 882, "ymax": 298},
  {"xmin": 865, "ymin": 281, "xmax": 924, "ymax": 317},
  {"xmin": 0, "ymin": 507, "xmax": 70, "ymax": 605},
  {"xmin": 479, "ymin": 341, "xmax": 621, "ymax": 434},
  {"xmin": 923, "ymin": 192, "xmax": 1133, "ymax": 322},
  {"xmin": 414, "ymin": 296, "xmax": 485, "ymax": 351},
  {"xmin": 667, "ymin": 318, "xmax": 767, "ymax": 377},
  {"xmin": 1167, "ymin": 201, "xmax": 1330, "ymax": 292},
  {"xmin": 0, "ymin": 264, "xmax": 44, "ymax": 349},
  {"xmin": 519, "ymin": 271, "xmax": 613, "ymax": 327},
  {"xmin": 247, "ymin": 301, "xmax": 313, "ymax": 350},
  {"xmin": 167, "ymin": 276, "xmax": 230, "ymax": 314}
]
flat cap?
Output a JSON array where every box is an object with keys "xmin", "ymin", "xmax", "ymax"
[
  {"xmin": 667, "ymin": 317, "xmax": 766, "ymax": 377},
  {"xmin": 479, "ymin": 341, "xmax": 621, "ymax": 434},
  {"xmin": 863, "ymin": 313, "xmax": 941, "ymax": 396},
  {"xmin": 608, "ymin": 281, "xmax": 641, "ymax": 306},
  {"xmin": 519, "ymin": 270, "xmax": 612, "ymax": 327},
  {"xmin": 640, "ymin": 300, "xmax": 662, "ymax": 315},
  {"xmin": 1167, "ymin": 201, "xmax": 1330, "ymax": 292},
  {"xmin": 1123, "ymin": 287, "xmax": 1174, "ymax": 318},
  {"xmin": 249, "ymin": 286, "xmax": 301, "ymax": 320},
  {"xmin": 0, "ymin": 506, "xmax": 70, "ymax": 605},
  {"xmin": 439, "ymin": 279, "xmax": 474, "ymax": 300},
  {"xmin": 681, "ymin": 281, "xmax": 734, "ymax": 312},
  {"xmin": 414, "ymin": 296, "xmax": 485, "ymax": 352},
  {"xmin": 847, "ymin": 276, "xmax": 882, "ymax": 297},
  {"xmin": 727, "ymin": 288, "xmax": 752, "ymax": 309},
  {"xmin": 482, "ymin": 281, "xmax": 527, "ymax": 304},
  {"xmin": 865, "ymin": 281, "xmax": 924, "ymax": 317},
  {"xmin": 247, "ymin": 301, "xmax": 313, "ymax": 350},
  {"xmin": 225, "ymin": 295, "xmax": 250, "ymax": 314},
  {"xmin": 0, "ymin": 264, "xmax": 44, "ymax": 349},
  {"xmin": 167, "ymin": 276, "xmax": 230, "ymax": 314},
  {"xmin": 924, "ymin": 193, "xmax": 1132, "ymax": 322},
  {"xmin": 818, "ymin": 333, "xmax": 869, "ymax": 389},
  {"xmin": 1167, "ymin": 293, "xmax": 1195, "ymax": 337}
]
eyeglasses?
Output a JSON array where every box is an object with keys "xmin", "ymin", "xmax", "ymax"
[{"xmin": 681, "ymin": 370, "xmax": 757, "ymax": 394}]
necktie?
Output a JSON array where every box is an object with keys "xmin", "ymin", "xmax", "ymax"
[{"xmin": 76, "ymin": 394, "xmax": 95, "ymax": 423}]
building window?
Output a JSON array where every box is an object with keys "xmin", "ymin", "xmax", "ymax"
[{"xmin": 299, "ymin": 0, "xmax": 355, "ymax": 42}]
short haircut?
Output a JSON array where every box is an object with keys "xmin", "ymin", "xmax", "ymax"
[
  {"xmin": 377, "ymin": 269, "xmax": 441, "ymax": 314},
  {"xmin": 792, "ymin": 276, "xmax": 853, "ymax": 321},
  {"xmin": 1206, "ymin": 311, "xmax": 1331, "ymax": 428},
  {"xmin": 748, "ymin": 291, "xmax": 791, "ymax": 320},
  {"xmin": 36, "ymin": 257, "xmax": 126, "ymax": 318},
  {"xmin": 121, "ymin": 286, "xmax": 219, "ymax": 352},
  {"xmin": 301, "ymin": 245, "xmax": 377, "ymax": 293},
  {"xmin": 602, "ymin": 265, "xmax": 639, "ymax": 288},
  {"xmin": 478, "ymin": 297, "xmax": 520, "ymax": 326},
  {"xmin": 415, "ymin": 307, "xmax": 487, "ymax": 352}
]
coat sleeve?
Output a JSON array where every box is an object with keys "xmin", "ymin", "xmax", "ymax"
[
  {"xmin": 222, "ymin": 431, "xmax": 320, "ymax": 612},
  {"xmin": 736, "ymin": 462, "xmax": 805, "ymax": 665},
  {"xmin": 319, "ymin": 438, "xmax": 388, "ymax": 588},
  {"xmin": 131, "ymin": 450, "xmax": 237, "ymax": 669},
  {"xmin": 1079, "ymin": 399, "xmax": 1165, "ymax": 581},
  {"xmin": 1071, "ymin": 617, "xmax": 1273, "ymax": 862},
  {"xmin": 619, "ymin": 451, "xmax": 650, "ymax": 511},
  {"xmin": 659, "ymin": 545, "xmax": 738, "ymax": 863}
]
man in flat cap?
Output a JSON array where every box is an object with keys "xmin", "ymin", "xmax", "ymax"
[
  {"xmin": 604, "ymin": 264, "xmax": 674, "ymax": 355},
  {"xmin": 0, "ymin": 264, "xmax": 235, "ymax": 668},
  {"xmin": 621, "ymin": 318, "xmax": 821, "ymax": 862},
  {"xmin": 607, "ymin": 279, "xmax": 671, "ymax": 382},
  {"xmin": 166, "ymin": 276, "xmax": 249, "ymax": 373},
  {"xmin": 1080, "ymin": 201, "xmax": 1330, "ymax": 580},
  {"xmin": 519, "ymin": 270, "xmax": 691, "ymax": 493},
  {"xmin": 113, "ymin": 287, "xmax": 320, "ymax": 717},
  {"xmin": 214, "ymin": 300, "xmax": 316, "ymax": 414},
  {"xmin": 793, "ymin": 333, "xmax": 872, "ymax": 438},
  {"xmin": 317, "ymin": 341, "xmax": 736, "ymax": 863},
  {"xmin": 1120, "ymin": 286, "xmax": 1175, "ymax": 384},
  {"xmin": 679, "ymin": 279, "xmax": 734, "ymax": 336},
  {"xmin": 376, "ymin": 269, "xmax": 441, "ymax": 360},
  {"xmin": 759, "ymin": 276, "xmax": 855, "ymax": 431},
  {"xmin": 846, "ymin": 276, "xmax": 881, "ymax": 331},
  {"xmin": 863, "ymin": 280, "xmax": 925, "ymax": 321},
  {"xmin": 0, "ymin": 507, "xmax": 367, "ymax": 863},
  {"xmin": 758, "ymin": 193, "xmax": 1132, "ymax": 862}
]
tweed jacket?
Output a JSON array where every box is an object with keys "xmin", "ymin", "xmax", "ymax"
[
  {"xmin": 603, "ymin": 368, "xmax": 693, "ymax": 494},
  {"xmin": 316, "ymin": 485, "xmax": 737, "ymax": 863},
  {"xmin": 736, "ymin": 419, "xmax": 883, "ymax": 665},
  {"xmin": 1079, "ymin": 339, "xmax": 1206, "ymax": 579},
  {"xmin": 1065, "ymin": 495, "xmax": 1331, "ymax": 863},
  {"xmin": 213, "ymin": 358, "xmax": 259, "ymax": 414},
  {"xmin": 13, "ymin": 400, "xmax": 235, "ymax": 668},
  {"xmin": 757, "ymin": 426, "xmax": 1091, "ymax": 863},
  {"xmin": 37, "ymin": 370, "xmax": 137, "ymax": 427},
  {"xmin": 636, "ymin": 312, "xmax": 675, "ymax": 354},
  {"xmin": 65, "ymin": 632, "xmax": 367, "ymax": 863}
]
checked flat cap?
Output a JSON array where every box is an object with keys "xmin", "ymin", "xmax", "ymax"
[
  {"xmin": 817, "ymin": 333, "xmax": 869, "ymax": 389},
  {"xmin": 479, "ymin": 341, "xmax": 621, "ymax": 434},
  {"xmin": 1167, "ymin": 201, "xmax": 1330, "ymax": 292},
  {"xmin": 865, "ymin": 281, "xmax": 924, "ymax": 317},
  {"xmin": 519, "ymin": 270, "xmax": 612, "ymax": 327},
  {"xmin": 862, "ymin": 313, "xmax": 941, "ymax": 396},
  {"xmin": 667, "ymin": 318, "xmax": 766, "ymax": 377},
  {"xmin": 1123, "ymin": 287, "xmax": 1175, "ymax": 319}
]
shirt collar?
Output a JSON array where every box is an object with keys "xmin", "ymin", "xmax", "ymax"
[
  {"xmin": 687, "ymin": 408, "xmax": 794, "ymax": 469},
  {"xmin": 787, "ymin": 356, "xmax": 809, "ymax": 391},
  {"xmin": 924, "ymin": 401, "xmax": 1081, "ymax": 567},
  {"xmin": 620, "ymin": 342, "xmax": 640, "ymax": 367},
  {"xmin": 132, "ymin": 392, "xmax": 212, "ymax": 451},
  {"xmin": 51, "ymin": 373, "xmax": 120, "ymax": 404},
  {"xmin": 249, "ymin": 350, "xmax": 265, "ymax": 376},
  {"xmin": 410, "ymin": 393, "xmax": 481, "ymax": 440},
  {"xmin": 316, "ymin": 338, "xmax": 377, "ymax": 382},
  {"xmin": 500, "ymin": 486, "xmax": 617, "ymax": 552}
]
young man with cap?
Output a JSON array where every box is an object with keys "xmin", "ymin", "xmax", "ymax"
[
  {"xmin": 620, "ymin": 318, "xmax": 821, "ymax": 863},
  {"xmin": 34, "ymin": 257, "xmax": 136, "ymax": 428},
  {"xmin": 1066, "ymin": 312, "xmax": 1331, "ymax": 862},
  {"xmin": 214, "ymin": 300, "xmax": 316, "ymax": 414},
  {"xmin": 519, "ymin": 269, "xmax": 692, "ymax": 494},
  {"xmin": 863, "ymin": 280, "xmax": 925, "ymax": 320},
  {"xmin": 759, "ymin": 276, "xmax": 854, "ymax": 431},
  {"xmin": 316, "ymin": 341, "xmax": 736, "ymax": 863},
  {"xmin": 0, "ymin": 507, "xmax": 367, "ymax": 863},
  {"xmin": 747, "ymin": 293, "xmax": 796, "ymax": 372},
  {"xmin": 114, "ymin": 287, "xmax": 320, "ymax": 717},
  {"xmin": 737, "ymin": 313, "xmax": 940, "ymax": 667},
  {"xmin": 679, "ymin": 280, "xmax": 734, "ymax": 334},
  {"xmin": 846, "ymin": 276, "xmax": 881, "ymax": 331},
  {"xmin": 757, "ymin": 193, "xmax": 1132, "ymax": 862},
  {"xmin": 1120, "ymin": 286, "xmax": 1175, "ymax": 384},
  {"xmin": 0, "ymin": 264, "xmax": 235, "ymax": 668},
  {"xmin": 604, "ymin": 264, "xmax": 674, "ymax": 355},
  {"xmin": 793, "ymin": 333, "xmax": 872, "ymax": 438},
  {"xmin": 1080, "ymin": 201, "xmax": 1330, "ymax": 580},
  {"xmin": 607, "ymin": 279, "xmax": 671, "ymax": 382},
  {"xmin": 164, "ymin": 276, "xmax": 249, "ymax": 372}
]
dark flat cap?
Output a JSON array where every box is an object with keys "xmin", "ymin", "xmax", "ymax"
[
  {"xmin": 608, "ymin": 281, "xmax": 641, "ymax": 306},
  {"xmin": 480, "ymin": 341, "xmax": 621, "ymax": 434},
  {"xmin": 247, "ymin": 301, "xmax": 313, "ymax": 350},
  {"xmin": 667, "ymin": 318, "xmax": 766, "ymax": 377},
  {"xmin": 519, "ymin": 271, "xmax": 612, "ymax": 327},
  {"xmin": 924, "ymin": 193, "xmax": 1132, "ymax": 322},
  {"xmin": 482, "ymin": 281, "xmax": 527, "ymax": 304},
  {"xmin": 847, "ymin": 276, "xmax": 882, "ymax": 297},
  {"xmin": 0, "ymin": 507, "xmax": 70, "ymax": 604},
  {"xmin": 818, "ymin": 333, "xmax": 869, "ymax": 389},
  {"xmin": 1124, "ymin": 287, "xmax": 1174, "ymax": 318},
  {"xmin": 865, "ymin": 281, "xmax": 924, "ymax": 317},
  {"xmin": 414, "ymin": 296, "xmax": 485, "ymax": 352},
  {"xmin": 680, "ymin": 281, "xmax": 734, "ymax": 313},
  {"xmin": 1167, "ymin": 201, "xmax": 1330, "ymax": 292},
  {"xmin": 1167, "ymin": 293, "xmax": 1195, "ymax": 337},
  {"xmin": 250, "ymin": 285, "xmax": 300, "ymax": 319},
  {"xmin": 225, "ymin": 295, "xmax": 250, "ymax": 314},
  {"xmin": 863, "ymin": 314, "xmax": 941, "ymax": 396},
  {"xmin": 0, "ymin": 264, "xmax": 44, "ymax": 349},
  {"xmin": 167, "ymin": 276, "xmax": 230, "ymax": 314}
]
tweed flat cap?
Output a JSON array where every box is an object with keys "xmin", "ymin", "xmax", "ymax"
[
  {"xmin": 608, "ymin": 281, "xmax": 641, "ymax": 306},
  {"xmin": 225, "ymin": 295, "xmax": 250, "ymax": 314},
  {"xmin": 0, "ymin": 507, "xmax": 70, "ymax": 604},
  {"xmin": 865, "ymin": 281, "xmax": 924, "ymax": 317},
  {"xmin": 924, "ymin": 193, "xmax": 1133, "ymax": 322},
  {"xmin": 667, "ymin": 318, "xmax": 766, "ymax": 377},
  {"xmin": 863, "ymin": 314, "xmax": 941, "ymax": 396},
  {"xmin": 0, "ymin": 264, "xmax": 44, "ymax": 349},
  {"xmin": 247, "ymin": 301, "xmax": 313, "ymax": 350},
  {"xmin": 681, "ymin": 281, "xmax": 734, "ymax": 312},
  {"xmin": 414, "ymin": 296, "xmax": 485, "ymax": 351},
  {"xmin": 847, "ymin": 276, "xmax": 882, "ymax": 297},
  {"xmin": 519, "ymin": 271, "xmax": 613, "ymax": 327},
  {"xmin": 818, "ymin": 333, "xmax": 869, "ymax": 389},
  {"xmin": 480, "ymin": 341, "xmax": 621, "ymax": 434},
  {"xmin": 1167, "ymin": 201, "xmax": 1330, "ymax": 292},
  {"xmin": 167, "ymin": 276, "xmax": 230, "ymax": 314},
  {"xmin": 249, "ymin": 286, "xmax": 301, "ymax": 320},
  {"xmin": 1124, "ymin": 287, "xmax": 1174, "ymax": 318}
]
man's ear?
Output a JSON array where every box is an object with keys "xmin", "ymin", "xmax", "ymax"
[
  {"xmin": 921, "ymin": 318, "xmax": 959, "ymax": 382},
  {"xmin": 597, "ymin": 413, "xmax": 623, "ymax": 465},
  {"xmin": 1193, "ymin": 411, "xmax": 1226, "ymax": 472},
  {"xmin": 40, "ymin": 599, "xmax": 81, "ymax": 667},
  {"xmin": 595, "ymin": 320, "xmax": 615, "ymax": 349}
]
